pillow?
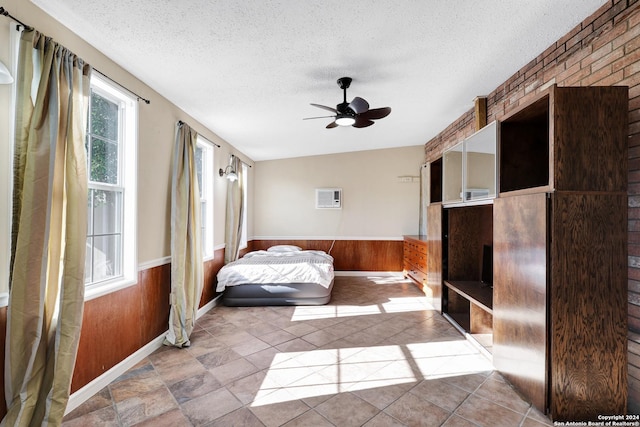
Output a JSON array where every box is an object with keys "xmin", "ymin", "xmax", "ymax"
[{"xmin": 267, "ymin": 245, "xmax": 302, "ymax": 252}]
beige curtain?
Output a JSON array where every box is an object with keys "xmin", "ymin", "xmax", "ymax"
[
  {"xmin": 3, "ymin": 30, "xmax": 91, "ymax": 426},
  {"xmin": 224, "ymin": 155, "xmax": 244, "ymax": 264},
  {"xmin": 165, "ymin": 122, "xmax": 203, "ymax": 348}
]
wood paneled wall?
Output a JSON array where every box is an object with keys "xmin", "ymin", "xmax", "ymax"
[
  {"xmin": 71, "ymin": 251, "xmax": 222, "ymax": 392},
  {"xmin": 251, "ymin": 239, "xmax": 403, "ymax": 271},
  {"xmin": 422, "ymin": 0, "xmax": 640, "ymax": 413}
]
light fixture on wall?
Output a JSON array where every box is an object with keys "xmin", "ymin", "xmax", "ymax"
[
  {"xmin": 0, "ymin": 60, "xmax": 14, "ymax": 84},
  {"xmin": 219, "ymin": 155, "xmax": 238, "ymax": 181},
  {"xmin": 219, "ymin": 165, "xmax": 237, "ymax": 181}
]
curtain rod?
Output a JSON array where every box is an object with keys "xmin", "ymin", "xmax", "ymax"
[
  {"xmin": 231, "ymin": 154, "xmax": 252, "ymax": 168},
  {"xmin": 0, "ymin": 6, "xmax": 151, "ymax": 105},
  {"xmin": 92, "ymin": 68, "xmax": 150, "ymax": 104},
  {"xmin": 178, "ymin": 120, "xmax": 222, "ymax": 148},
  {"xmin": 0, "ymin": 7, "xmax": 31, "ymax": 30}
]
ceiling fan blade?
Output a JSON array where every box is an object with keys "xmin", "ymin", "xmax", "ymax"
[
  {"xmin": 348, "ymin": 96, "xmax": 369, "ymax": 114},
  {"xmin": 326, "ymin": 121, "xmax": 338, "ymax": 129},
  {"xmin": 353, "ymin": 118, "xmax": 375, "ymax": 128},
  {"xmin": 359, "ymin": 107, "xmax": 391, "ymax": 120},
  {"xmin": 303, "ymin": 115, "xmax": 337, "ymax": 120},
  {"xmin": 311, "ymin": 103, "xmax": 338, "ymax": 113}
]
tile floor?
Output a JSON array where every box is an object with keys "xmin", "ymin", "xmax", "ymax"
[{"xmin": 62, "ymin": 275, "xmax": 553, "ymax": 427}]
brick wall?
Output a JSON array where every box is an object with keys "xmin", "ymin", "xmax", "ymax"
[{"xmin": 423, "ymin": 0, "xmax": 640, "ymax": 413}]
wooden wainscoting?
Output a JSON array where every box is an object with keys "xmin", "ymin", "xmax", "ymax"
[
  {"xmin": 71, "ymin": 254, "xmax": 222, "ymax": 393},
  {"xmin": 251, "ymin": 239, "xmax": 403, "ymax": 271}
]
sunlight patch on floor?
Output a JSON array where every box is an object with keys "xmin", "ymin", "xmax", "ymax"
[
  {"xmin": 291, "ymin": 296, "xmax": 432, "ymax": 321},
  {"xmin": 251, "ymin": 339, "xmax": 492, "ymax": 407}
]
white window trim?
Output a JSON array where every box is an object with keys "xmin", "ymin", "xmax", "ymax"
[
  {"xmin": 0, "ymin": 24, "xmax": 21, "ymax": 307},
  {"xmin": 196, "ymin": 135, "xmax": 215, "ymax": 261},
  {"xmin": 240, "ymin": 162, "xmax": 248, "ymax": 250},
  {"xmin": 84, "ymin": 75, "xmax": 138, "ymax": 301}
]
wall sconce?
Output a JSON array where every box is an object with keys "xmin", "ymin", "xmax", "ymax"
[
  {"xmin": 0, "ymin": 60, "xmax": 14, "ymax": 84},
  {"xmin": 219, "ymin": 165, "xmax": 238, "ymax": 181}
]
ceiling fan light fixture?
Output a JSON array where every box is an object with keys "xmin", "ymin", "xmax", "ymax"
[{"xmin": 335, "ymin": 116, "xmax": 356, "ymax": 126}]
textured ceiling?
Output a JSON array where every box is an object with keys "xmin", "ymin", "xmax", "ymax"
[{"xmin": 32, "ymin": 0, "xmax": 606, "ymax": 161}]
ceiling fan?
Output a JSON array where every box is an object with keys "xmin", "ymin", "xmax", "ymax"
[{"xmin": 304, "ymin": 77, "xmax": 391, "ymax": 129}]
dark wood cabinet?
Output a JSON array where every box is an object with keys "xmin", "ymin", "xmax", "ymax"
[{"xmin": 492, "ymin": 85, "xmax": 628, "ymax": 421}]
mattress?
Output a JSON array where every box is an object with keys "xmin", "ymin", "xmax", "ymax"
[{"xmin": 216, "ymin": 246, "xmax": 335, "ymax": 306}]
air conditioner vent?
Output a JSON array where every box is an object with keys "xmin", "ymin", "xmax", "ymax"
[{"xmin": 316, "ymin": 188, "xmax": 342, "ymax": 209}]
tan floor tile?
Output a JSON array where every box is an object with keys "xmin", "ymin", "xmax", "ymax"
[
  {"xmin": 63, "ymin": 387, "xmax": 112, "ymax": 421},
  {"xmin": 384, "ymin": 392, "xmax": 451, "ymax": 426},
  {"xmin": 181, "ymin": 388, "xmax": 243, "ymax": 425},
  {"xmin": 227, "ymin": 370, "xmax": 269, "ymax": 404},
  {"xmin": 168, "ymin": 371, "xmax": 223, "ymax": 403},
  {"xmin": 363, "ymin": 411, "xmax": 407, "ymax": 427},
  {"xmin": 132, "ymin": 408, "xmax": 192, "ymax": 427},
  {"xmin": 410, "ymin": 378, "xmax": 470, "ymax": 412},
  {"xmin": 61, "ymin": 405, "xmax": 119, "ymax": 427},
  {"xmin": 65, "ymin": 276, "xmax": 546, "ymax": 427},
  {"xmin": 209, "ymin": 357, "xmax": 259, "ymax": 384},
  {"xmin": 455, "ymin": 394, "xmax": 525, "ymax": 427},
  {"xmin": 209, "ymin": 407, "xmax": 265, "ymax": 427},
  {"xmin": 249, "ymin": 398, "xmax": 312, "ymax": 427},
  {"xmin": 231, "ymin": 336, "xmax": 271, "ymax": 356},
  {"xmin": 115, "ymin": 385, "xmax": 178, "ymax": 426},
  {"xmin": 474, "ymin": 375, "xmax": 531, "ymax": 414},
  {"xmin": 109, "ymin": 369, "xmax": 165, "ymax": 403},
  {"xmin": 315, "ymin": 393, "xmax": 380, "ymax": 427},
  {"xmin": 283, "ymin": 409, "xmax": 335, "ymax": 426}
]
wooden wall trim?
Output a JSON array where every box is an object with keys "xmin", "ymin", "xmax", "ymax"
[{"xmin": 251, "ymin": 239, "xmax": 403, "ymax": 271}]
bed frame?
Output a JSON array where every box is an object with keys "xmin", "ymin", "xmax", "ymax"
[{"xmin": 222, "ymin": 279, "xmax": 334, "ymax": 306}]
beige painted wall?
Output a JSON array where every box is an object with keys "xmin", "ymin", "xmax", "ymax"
[
  {"xmin": 0, "ymin": 0, "xmax": 253, "ymax": 273},
  {"xmin": 253, "ymin": 146, "xmax": 424, "ymax": 239}
]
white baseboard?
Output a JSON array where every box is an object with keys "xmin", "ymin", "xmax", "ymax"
[
  {"xmin": 65, "ymin": 333, "xmax": 166, "ymax": 415},
  {"xmin": 65, "ymin": 295, "xmax": 221, "ymax": 415}
]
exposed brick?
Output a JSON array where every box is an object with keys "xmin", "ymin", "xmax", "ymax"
[
  {"xmin": 564, "ymin": 65, "xmax": 592, "ymax": 86},
  {"xmin": 582, "ymin": 42, "xmax": 613, "ymax": 69},
  {"xmin": 569, "ymin": 24, "xmax": 595, "ymax": 50},
  {"xmin": 592, "ymin": 19, "xmax": 626, "ymax": 51},
  {"xmin": 555, "ymin": 61, "xmax": 583, "ymax": 84},
  {"xmin": 592, "ymin": 45, "xmax": 626, "ymax": 72},
  {"xmin": 613, "ymin": 45, "xmax": 640, "ymax": 73},
  {"xmin": 593, "ymin": 0, "xmax": 629, "ymax": 30},
  {"xmin": 614, "ymin": 17, "xmax": 640, "ymax": 50},
  {"xmin": 626, "ymin": 58, "xmax": 640, "ymax": 78},
  {"xmin": 565, "ymin": 44, "xmax": 593, "ymax": 69},
  {"xmin": 594, "ymin": 69, "xmax": 625, "ymax": 86},
  {"xmin": 543, "ymin": 44, "xmax": 566, "ymax": 67}
]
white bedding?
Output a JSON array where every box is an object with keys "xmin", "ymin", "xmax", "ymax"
[{"xmin": 216, "ymin": 250, "xmax": 334, "ymax": 292}]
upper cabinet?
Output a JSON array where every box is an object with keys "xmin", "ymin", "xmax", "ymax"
[
  {"xmin": 499, "ymin": 85, "xmax": 628, "ymax": 195},
  {"xmin": 442, "ymin": 121, "xmax": 497, "ymax": 205}
]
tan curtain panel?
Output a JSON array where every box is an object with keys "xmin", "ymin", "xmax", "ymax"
[
  {"xmin": 3, "ymin": 29, "xmax": 91, "ymax": 426},
  {"xmin": 165, "ymin": 122, "xmax": 204, "ymax": 348},
  {"xmin": 224, "ymin": 155, "xmax": 244, "ymax": 264}
]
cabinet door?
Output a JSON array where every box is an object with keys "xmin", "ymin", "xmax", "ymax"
[
  {"xmin": 427, "ymin": 204, "xmax": 443, "ymax": 311},
  {"xmin": 493, "ymin": 193, "xmax": 548, "ymax": 413},
  {"xmin": 549, "ymin": 192, "xmax": 627, "ymax": 419}
]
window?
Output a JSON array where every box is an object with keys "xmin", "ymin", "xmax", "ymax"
[
  {"xmin": 0, "ymin": 24, "xmax": 20, "ymax": 306},
  {"xmin": 84, "ymin": 75, "xmax": 137, "ymax": 299},
  {"xmin": 240, "ymin": 163, "xmax": 248, "ymax": 249},
  {"xmin": 195, "ymin": 136, "xmax": 214, "ymax": 259}
]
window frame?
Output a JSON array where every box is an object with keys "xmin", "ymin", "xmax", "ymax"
[
  {"xmin": 84, "ymin": 74, "xmax": 138, "ymax": 301},
  {"xmin": 196, "ymin": 135, "xmax": 215, "ymax": 260},
  {"xmin": 240, "ymin": 162, "xmax": 248, "ymax": 250}
]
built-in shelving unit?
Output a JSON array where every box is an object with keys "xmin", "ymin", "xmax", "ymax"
[
  {"xmin": 442, "ymin": 203, "xmax": 493, "ymax": 353},
  {"xmin": 493, "ymin": 85, "xmax": 628, "ymax": 420},
  {"xmin": 424, "ymin": 85, "xmax": 628, "ymax": 421},
  {"xmin": 442, "ymin": 122, "xmax": 497, "ymax": 205}
]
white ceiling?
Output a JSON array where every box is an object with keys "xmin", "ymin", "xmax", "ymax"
[{"xmin": 32, "ymin": 0, "xmax": 606, "ymax": 161}]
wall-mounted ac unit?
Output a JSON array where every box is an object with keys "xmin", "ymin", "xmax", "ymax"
[{"xmin": 316, "ymin": 188, "xmax": 342, "ymax": 209}]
